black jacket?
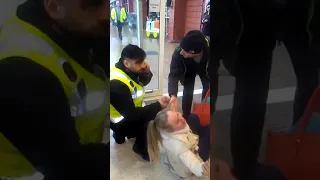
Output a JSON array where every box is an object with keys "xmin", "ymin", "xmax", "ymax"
[
  {"xmin": 168, "ymin": 42, "xmax": 210, "ymax": 97},
  {"xmin": 110, "ymin": 61, "xmax": 162, "ymax": 133},
  {"xmin": 211, "ymin": 0, "xmax": 320, "ymax": 73},
  {"xmin": 0, "ymin": 1, "xmax": 109, "ymax": 180}
]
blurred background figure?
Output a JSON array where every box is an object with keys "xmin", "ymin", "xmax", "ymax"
[
  {"xmin": 201, "ymin": 3, "xmax": 210, "ymax": 40},
  {"xmin": 111, "ymin": 0, "xmax": 127, "ymax": 40}
]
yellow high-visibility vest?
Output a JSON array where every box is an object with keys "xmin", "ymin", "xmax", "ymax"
[
  {"xmin": 0, "ymin": 16, "xmax": 109, "ymax": 178},
  {"xmin": 110, "ymin": 66, "xmax": 145, "ymax": 123},
  {"xmin": 111, "ymin": 7, "xmax": 127, "ymax": 23}
]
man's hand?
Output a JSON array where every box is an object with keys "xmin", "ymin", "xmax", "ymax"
[
  {"xmin": 169, "ymin": 96, "xmax": 177, "ymax": 111},
  {"xmin": 202, "ymin": 18, "xmax": 208, "ymax": 23},
  {"xmin": 141, "ymin": 62, "xmax": 151, "ymax": 74},
  {"xmin": 203, "ymin": 160, "xmax": 210, "ymax": 178},
  {"xmin": 145, "ymin": 62, "xmax": 150, "ymax": 72},
  {"xmin": 158, "ymin": 96, "xmax": 170, "ymax": 109}
]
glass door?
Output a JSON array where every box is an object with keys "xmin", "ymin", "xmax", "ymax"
[{"xmin": 110, "ymin": 0, "xmax": 165, "ymax": 99}]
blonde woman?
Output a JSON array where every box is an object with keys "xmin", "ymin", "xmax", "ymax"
[{"xmin": 147, "ymin": 110, "xmax": 210, "ymax": 179}]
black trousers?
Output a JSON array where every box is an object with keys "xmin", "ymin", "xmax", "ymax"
[
  {"xmin": 182, "ymin": 74, "xmax": 210, "ymax": 116},
  {"xmin": 116, "ymin": 22, "xmax": 123, "ymax": 40},
  {"xmin": 111, "ymin": 120, "xmax": 149, "ymax": 154},
  {"xmin": 230, "ymin": 28, "xmax": 319, "ymax": 179}
]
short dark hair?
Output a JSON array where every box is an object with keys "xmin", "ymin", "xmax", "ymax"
[{"xmin": 120, "ymin": 44, "xmax": 146, "ymax": 63}]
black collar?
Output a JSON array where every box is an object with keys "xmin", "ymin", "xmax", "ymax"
[
  {"xmin": 115, "ymin": 61, "xmax": 141, "ymax": 84},
  {"xmin": 16, "ymin": 1, "xmax": 109, "ymax": 72}
]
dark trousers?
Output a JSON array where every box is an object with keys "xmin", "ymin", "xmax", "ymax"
[
  {"xmin": 111, "ymin": 120, "xmax": 149, "ymax": 154},
  {"xmin": 186, "ymin": 114, "xmax": 210, "ymax": 161},
  {"xmin": 117, "ymin": 22, "xmax": 123, "ymax": 40},
  {"xmin": 182, "ymin": 75, "xmax": 210, "ymax": 116},
  {"xmin": 230, "ymin": 27, "xmax": 319, "ymax": 179}
]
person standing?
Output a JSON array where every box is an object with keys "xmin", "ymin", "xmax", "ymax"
[
  {"xmin": 0, "ymin": 0, "xmax": 110, "ymax": 179},
  {"xmin": 110, "ymin": 44, "xmax": 170, "ymax": 161},
  {"xmin": 211, "ymin": 0, "xmax": 319, "ymax": 179},
  {"xmin": 201, "ymin": 3, "xmax": 210, "ymax": 40},
  {"xmin": 111, "ymin": 0, "xmax": 127, "ymax": 40},
  {"xmin": 168, "ymin": 30, "xmax": 210, "ymax": 118}
]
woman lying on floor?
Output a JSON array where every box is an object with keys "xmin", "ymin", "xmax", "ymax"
[{"xmin": 146, "ymin": 107, "xmax": 211, "ymax": 179}]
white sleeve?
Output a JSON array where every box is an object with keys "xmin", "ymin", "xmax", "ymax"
[{"xmin": 178, "ymin": 150, "xmax": 204, "ymax": 177}]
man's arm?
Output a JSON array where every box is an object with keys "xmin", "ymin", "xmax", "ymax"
[
  {"xmin": 168, "ymin": 50, "xmax": 183, "ymax": 97},
  {"xmin": 139, "ymin": 71, "xmax": 153, "ymax": 86},
  {"xmin": 0, "ymin": 57, "xmax": 109, "ymax": 180},
  {"xmin": 110, "ymin": 80, "xmax": 162, "ymax": 122}
]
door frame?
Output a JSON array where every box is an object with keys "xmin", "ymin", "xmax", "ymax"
[{"xmin": 136, "ymin": 0, "xmax": 165, "ymax": 99}]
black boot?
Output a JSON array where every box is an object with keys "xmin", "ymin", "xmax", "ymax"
[
  {"xmin": 113, "ymin": 132, "xmax": 125, "ymax": 144},
  {"xmin": 133, "ymin": 143, "xmax": 150, "ymax": 161}
]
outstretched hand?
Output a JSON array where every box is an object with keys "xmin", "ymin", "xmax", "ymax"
[
  {"xmin": 169, "ymin": 96, "xmax": 177, "ymax": 111},
  {"xmin": 158, "ymin": 96, "xmax": 170, "ymax": 109}
]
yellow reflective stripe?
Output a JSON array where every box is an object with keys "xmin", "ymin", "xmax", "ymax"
[
  {"xmin": 0, "ymin": 33, "xmax": 54, "ymax": 56},
  {"xmin": 205, "ymin": 38, "xmax": 209, "ymax": 47}
]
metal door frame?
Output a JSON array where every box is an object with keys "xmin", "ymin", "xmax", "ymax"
[{"xmin": 136, "ymin": 0, "xmax": 165, "ymax": 100}]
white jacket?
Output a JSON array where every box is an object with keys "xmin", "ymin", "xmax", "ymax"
[{"xmin": 161, "ymin": 125, "xmax": 204, "ymax": 178}]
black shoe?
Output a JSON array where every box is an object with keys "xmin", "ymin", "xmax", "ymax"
[
  {"xmin": 113, "ymin": 132, "xmax": 125, "ymax": 144},
  {"xmin": 133, "ymin": 143, "xmax": 150, "ymax": 161}
]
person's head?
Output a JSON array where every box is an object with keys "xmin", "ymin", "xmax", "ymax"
[
  {"xmin": 180, "ymin": 30, "xmax": 206, "ymax": 58},
  {"xmin": 147, "ymin": 110, "xmax": 187, "ymax": 162},
  {"xmin": 120, "ymin": 44, "xmax": 148, "ymax": 74},
  {"xmin": 116, "ymin": 1, "xmax": 120, "ymax": 6},
  {"xmin": 43, "ymin": 0, "xmax": 109, "ymax": 37},
  {"xmin": 206, "ymin": 4, "xmax": 210, "ymax": 12}
]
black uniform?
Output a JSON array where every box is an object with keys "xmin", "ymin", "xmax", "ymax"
[
  {"xmin": 211, "ymin": 0, "xmax": 320, "ymax": 179},
  {"xmin": 168, "ymin": 31, "xmax": 210, "ymax": 117},
  {"xmin": 110, "ymin": 61, "xmax": 162, "ymax": 159},
  {"xmin": 0, "ymin": 1, "xmax": 110, "ymax": 180}
]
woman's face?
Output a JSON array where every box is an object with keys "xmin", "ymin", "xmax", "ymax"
[{"xmin": 166, "ymin": 111, "xmax": 187, "ymax": 131}]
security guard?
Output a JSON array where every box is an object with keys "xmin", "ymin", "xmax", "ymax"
[
  {"xmin": 0, "ymin": 0, "xmax": 109, "ymax": 179},
  {"xmin": 168, "ymin": 30, "xmax": 212, "ymax": 118},
  {"xmin": 111, "ymin": 0, "xmax": 127, "ymax": 40},
  {"xmin": 110, "ymin": 44, "xmax": 170, "ymax": 161}
]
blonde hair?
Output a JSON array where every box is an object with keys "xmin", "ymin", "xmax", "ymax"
[{"xmin": 147, "ymin": 110, "xmax": 171, "ymax": 163}]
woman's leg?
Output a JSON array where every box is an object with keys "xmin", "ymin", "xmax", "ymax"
[
  {"xmin": 198, "ymin": 125, "xmax": 210, "ymax": 161},
  {"xmin": 186, "ymin": 114, "xmax": 202, "ymax": 135},
  {"xmin": 186, "ymin": 114, "xmax": 210, "ymax": 161}
]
